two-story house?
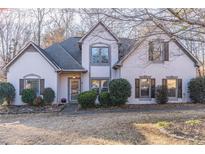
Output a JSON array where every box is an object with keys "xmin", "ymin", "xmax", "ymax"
[{"xmin": 3, "ymin": 21, "xmax": 201, "ymax": 105}]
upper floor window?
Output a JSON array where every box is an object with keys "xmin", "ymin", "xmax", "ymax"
[
  {"xmin": 91, "ymin": 47, "xmax": 109, "ymax": 65},
  {"xmin": 148, "ymin": 39, "xmax": 169, "ymax": 62}
]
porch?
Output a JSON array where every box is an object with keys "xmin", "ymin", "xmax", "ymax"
[{"xmin": 57, "ymin": 72, "xmax": 84, "ymax": 103}]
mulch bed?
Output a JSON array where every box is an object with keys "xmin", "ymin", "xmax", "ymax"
[{"xmin": 0, "ymin": 104, "xmax": 66, "ymax": 115}]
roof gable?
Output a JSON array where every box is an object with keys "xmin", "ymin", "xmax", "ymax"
[
  {"xmin": 114, "ymin": 26, "xmax": 201, "ymax": 68},
  {"xmin": 79, "ymin": 21, "xmax": 120, "ymax": 43},
  {"xmin": 3, "ymin": 42, "xmax": 60, "ymax": 71}
]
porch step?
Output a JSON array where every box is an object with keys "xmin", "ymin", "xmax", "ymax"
[
  {"xmin": 69, "ymin": 101, "xmax": 78, "ymax": 104},
  {"xmin": 62, "ymin": 103, "xmax": 78, "ymax": 113}
]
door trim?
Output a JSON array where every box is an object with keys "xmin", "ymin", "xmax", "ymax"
[{"xmin": 68, "ymin": 78, "xmax": 81, "ymax": 102}]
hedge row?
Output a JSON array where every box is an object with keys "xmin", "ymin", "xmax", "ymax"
[{"xmin": 21, "ymin": 87, "xmax": 55, "ymax": 106}]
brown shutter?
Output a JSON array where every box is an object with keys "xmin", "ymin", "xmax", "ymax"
[
  {"xmin": 162, "ymin": 79, "xmax": 167, "ymax": 88},
  {"xmin": 19, "ymin": 79, "xmax": 24, "ymax": 95},
  {"xmin": 149, "ymin": 41, "xmax": 154, "ymax": 61},
  {"xmin": 178, "ymin": 79, "xmax": 182, "ymax": 98},
  {"xmin": 135, "ymin": 79, "xmax": 140, "ymax": 98},
  {"xmin": 164, "ymin": 42, "xmax": 169, "ymax": 61},
  {"xmin": 151, "ymin": 78, "xmax": 156, "ymax": 98},
  {"xmin": 40, "ymin": 79, "xmax": 45, "ymax": 95}
]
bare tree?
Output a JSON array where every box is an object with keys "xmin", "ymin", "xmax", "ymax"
[
  {"xmin": 31, "ymin": 8, "xmax": 50, "ymax": 46},
  {"xmin": 80, "ymin": 8, "xmax": 205, "ymax": 76},
  {"xmin": 0, "ymin": 8, "xmax": 204, "ymax": 76},
  {"xmin": 0, "ymin": 9, "xmax": 32, "ymax": 63}
]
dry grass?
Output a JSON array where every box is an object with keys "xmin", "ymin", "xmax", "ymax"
[
  {"xmin": 0, "ymin": 109, "xmax": 205, "ymax": 144},
  {"xmin": 134, "ymin": 123, "xmax": 191, "ymax": 144}
]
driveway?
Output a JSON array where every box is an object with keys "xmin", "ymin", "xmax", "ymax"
[{"xmin": 0, "ymin": 107, "xmax": 205, "ymax": 144}]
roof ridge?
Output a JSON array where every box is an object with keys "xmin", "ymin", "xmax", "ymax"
[
  {"xmin": 32, "ymin": 43, "xmax": 61, "ymax": 69},
  {"xmin": 57, "ymin": 44, "xmax": 83, "ymax": 68}
]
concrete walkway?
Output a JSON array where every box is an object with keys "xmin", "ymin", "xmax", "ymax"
[{"xmin": 61, "ymin": 103, "xmax": 78, "ymax": 113}]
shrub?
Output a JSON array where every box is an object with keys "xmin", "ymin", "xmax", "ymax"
[
  {"xmin": 0, "ymin": 82, "xmax": 16, "ymax": 105},
  {"xmin": 21, "ymin": 89, "xmax": 36, "ymax": 105},
  {"xmin": 43, "ymin": 88, "xmax": 55, "ymax": 104},
  {"xmin": 33, "ymin": 96, "xmax": 44, "ymax": 106},
  {"xmin": 98, "ymin": 92, "xmax": 111, "ymax": 107},
  {"xmin": 155, "ymin": 85, "xmax": 168, "ymax": 104},
  {"xmin": 77, "ymin": 90, "xmax": 97, "ymax": 109},
  {"xmin": 188, "ymin": 77, "xmax": 205, "ymax": 103},
  {"xmin": 109, "ymin": 78, "xmax": 131, "ymax": 106}
]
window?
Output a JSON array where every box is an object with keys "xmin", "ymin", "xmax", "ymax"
[
  {"xmin": 153, "ymin": 41, "xmax": 163, "ymax": 61},
  {"xmin": 140, "ymin": 78, "xmax": 151, "ymax": 98},
  {"xmin": 91, "ymin": 47, "xmax": 109, "ymax": 65},
  {"xmin": 25, "ymin": 79, "xmax": 40, "ymax": 95},
  {"xmin": 135, "ymin": 78, "xmax": 155, "ymax": 99},
  {"xmin": 149, "ymin": 39, "xmax": 169, "ymax": 62},
  {"xmin": 91, "ymin": 79, "xmax": 109, "ymax": 94},
  {"xmin": 167, "ymin": 79, "xmax": 177, "ymax": 98}
]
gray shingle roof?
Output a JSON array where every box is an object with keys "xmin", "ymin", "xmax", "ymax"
[
  {"xmin": 44, "ymin": 43, "xmax": 83, "ymax": 70},
  {"xmin": 60, "ymin": 37, "xmax": 82, "ymax": 64},
  {"xmin": 41, "ymin": 36, "xmax": 134, "ymax": 70}
]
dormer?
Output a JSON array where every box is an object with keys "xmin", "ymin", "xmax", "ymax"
[{"xmin": 80, "ymin": 22, "xmax": 120, "ymax": 69}]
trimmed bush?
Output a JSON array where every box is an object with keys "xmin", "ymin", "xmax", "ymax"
[
  {"xmin": 0, "ymin": 82, "xmax": 16, "ymax": 105},
  {"xmin": 98, "ymin": 92, "xmax": 111, "ymax": 107},
  {"xmin": 33, "ymin": 96, "xmax": 44, "ymax": 106},
  {"xmin": 109, "ymin": 78, "xmax": 131, "ymax": 106},
  {"xmin": 77, "ymin": 90, "xmax": 97, "ymax": 109},
  {"xmin": 188, "ymin": 77, "xmax": 205, "ymax": 103},
  {"xmin": 21, "ymin": 89, "xmax": 36, "ymax": 105},
  {"xmin": 43, "ymin": 88, "xmax": 55, "ymax": 104},
  {"xmin": 155, "ymin": 85, "xmax": 168, "ymax": 104}
]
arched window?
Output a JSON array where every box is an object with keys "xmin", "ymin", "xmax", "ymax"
[{"xmin": 19, "ymin": 74, "xmax": 44, "ymax": 96}]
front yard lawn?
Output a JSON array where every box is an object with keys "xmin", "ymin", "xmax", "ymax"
[{"xmin": 1, "ymin": 107, "xmax": 205, "ymax": 144}]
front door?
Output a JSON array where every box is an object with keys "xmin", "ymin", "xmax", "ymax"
[{"xmin": 69, "ymin": 79, "xmax": 80, "ymax": 102}]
